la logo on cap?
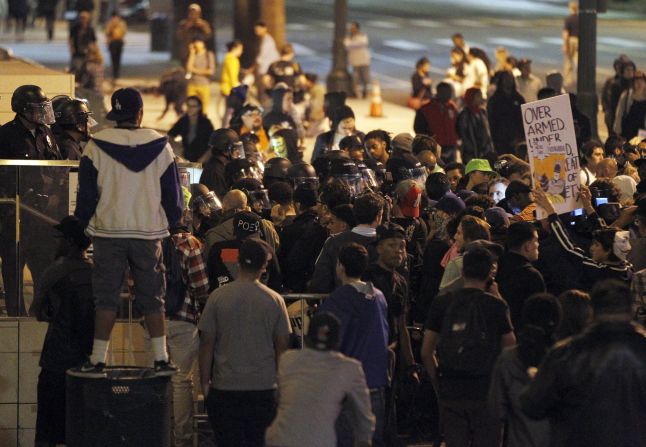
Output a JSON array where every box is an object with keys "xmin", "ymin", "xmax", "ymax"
[{"xmin": 115, "ymin": 99, "xmax": 122, "ymax": 111}]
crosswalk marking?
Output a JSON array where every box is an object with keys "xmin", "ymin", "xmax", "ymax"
[
  {"xmin": 489, "ymin": 19, "xmax": 530, "ymax": 28},
  {"xmin": 286, "ymin": 23, "xmax": 310, "ymax": 31},
  {"xmin": 408, "ymin": 19, "xmax": 443, "ymax": 28},
  {"xmin": 291, "ymin": 42, "xmax": 317, "ymax": 57},
  {"xmin": 598, "ymin": 37, "xmax": 646, "ymax": 50},
  {"xmin": 541, "ymin": 37, "xmax": 564, "ymax": 46},
  {"xmin": 383, "ymin": 40, "xmax": 427, "ymax": 51},
  {"xmin": 487, "ymin": 37, "xmax": 538, "ymax": 49},
  {"xmin": 451, "ymin": 19, "xmax": 487, "ymax": 28},
  {"xmin": 366, "ymin": 20, "xmax": 401, "ymax": 29}
]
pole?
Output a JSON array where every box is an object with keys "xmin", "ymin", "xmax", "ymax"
[
  {"xmin": 326, "ymin": 0, "xmax": 353, "ymax": 95},
  {"xmin": 261, "ymin": 0, "xmax": 286, "ymax": 49},
  {"xmin": 576, "ymin": 0, "xmax": 599, "ymax": 139}
]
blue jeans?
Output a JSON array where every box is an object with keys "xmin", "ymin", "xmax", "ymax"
[{"xmin": 336, "ymin": 387, "xmax": 385, "ymax": 447}]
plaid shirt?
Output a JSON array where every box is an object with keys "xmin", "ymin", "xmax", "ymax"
[
  {"xmin": 170, "ymin": 232, "xmax": 209, "ymax": 324},
  {"xmin": 127, "ymin": 232, "xmax": 209, "ymax": 324},
  {"xmin": 631, "ymin": 268, "xmax": 646, "ymax": 325}
]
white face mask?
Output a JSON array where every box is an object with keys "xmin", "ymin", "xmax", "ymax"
[{"xmin": 613, "ymin": 231, "xmax": 631, "ymax": 262}]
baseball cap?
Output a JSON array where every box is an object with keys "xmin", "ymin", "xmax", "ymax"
[
  {"xmin": 53, "ymin": 215, "xmax": 91, "ymax": 248},
  {"xmin": 391, "ymin": 133, "xmax": 414, "ymax": 153},
  {"xmin": 465, "ymin": 159, "xmax": 495, "ymax": 176},
  {"xmin": 376, "ymin": 222, "xmax": 406, "ymax": 243},
  {"xmin": 505, "ymin": 180, "xmax": 532, "ymax": 200},
  {"xmin": 435, "ymin": 192, "xmax": 466, "ymax": 215},
  {"xmin": 395, "ymin": 180, "xmax": 423, "ymax": 218},
  {"xmin": 233, "ymin": 211, "xmax": 261, "ymax": 239},
  {"xmin": 306, "ymin": 312, "xmax": 341, "ymax": 351},
  {"xmin": 106, "ymin": 88, "xmax": 143, "ymax": 121},
  {"xmin": 484, "ymin": 206, "xmax": 510, "ymax": 234},
  {"xmin": 238, "ymin": 238, "xmax": 271, "ymax": 271}
]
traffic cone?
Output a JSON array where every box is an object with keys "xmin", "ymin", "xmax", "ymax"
[{"xmin": 369, "ymin": 80, "xmax": 383, "ymax": 118}]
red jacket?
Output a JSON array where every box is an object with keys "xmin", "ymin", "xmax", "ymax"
[{"xmin": 414, "ymin": 100, "xmax": 459, "ymax": 147}]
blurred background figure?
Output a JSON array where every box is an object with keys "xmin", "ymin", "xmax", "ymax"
[{"xmin": 104, "ymin": 11, "xmax": 127, "ymax": 82}]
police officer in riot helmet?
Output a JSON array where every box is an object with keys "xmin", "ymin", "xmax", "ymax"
[
  {"xmin": 384, "ymin": 152, "xmax": 428, "ymax": 195},
  {"xmin": 199, "ymin": 128, "xmax": 243, "ymax": 198},
  {"xmin": 0, "ymin": 85, "xmax": 60, "ymax": 159},
  {"xmin": 51, "ymin": 96, "xmax": 97, "ymax": 160},
  {"xmin": 288, "ymin": 161, "xmax": 319, "ymax": 191},
  {"xmin": 328, "ymin": 158, "xmax": 366, "ymax": 197},
  {"xmin": 263, "ymin": 157, "xmax": 292, "ymax": 189},
  {"xmin": 189, "ymin": 184, "xmax": 223, "ymax": 239}
]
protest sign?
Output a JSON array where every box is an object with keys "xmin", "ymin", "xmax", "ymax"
[{"xmin": 522, "ymin": 94, "xmax": 582, "ymax": 219}]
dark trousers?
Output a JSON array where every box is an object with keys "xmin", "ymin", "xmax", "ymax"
[
  {"xmin": 336, "ymin": 387, "xmax": 386, "ymax": 447},
  {"xmin": 205, "ymin": 389, "xmax": 276, "ymax": 447},
  {"xmin": 35, "ymin": 369, "xmax": 67, "ymax": 446},
  {"xmin": 440, "ymin": 399, "xmax": 502, "ymax": 447},
  {"xmin": 108, "ymin": 40, "xmax": 124, "ymax": 79}
]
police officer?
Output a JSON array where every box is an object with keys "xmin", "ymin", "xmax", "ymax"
[
  {"xmin": 51, "ymin": 96, "xmax": 97, "ymax": 160},
  {"xmin": 199, "ymin": 128, "xmax": 243, "ymax": 198},
  {"xmin": 0, "ymin": 85, "xmax": 61, "ymax": 316},
  {"xmin": 263, "ymin": 157, "xmax": 292, "ymax": 189},
  {"xmin": 0, "ymin": 85, "xmax": 61, "ymax": 160},
  {"xmin": 287, "ymin": 161, "xmax": 319, "ymax": 191}
]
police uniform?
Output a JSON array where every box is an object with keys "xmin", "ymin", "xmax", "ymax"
[{"xmin": 0, "ymin": 115, "xmax": 61, "ymax": 316}]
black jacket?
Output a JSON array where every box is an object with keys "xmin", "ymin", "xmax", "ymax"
[
  {"xmin": 0, "ymin": 115, "xmax": 61, "ymax": 160},
  {"xmin": 496, "ymin": 251, "xmax": 546, "ymax": 329},
  {"xmin": 308, "ymin": 229, "xmax": 378, "ymax": 293},
  {"xmin": 167, "ymin": 114, "xmax": 214, "ymax": 162},
  {"xmin": 31, "ymin": 257, "xmax": 95, "ymax": 372},
  {"xmin": 520, "ymin": 321, "xmax": 646, "ymax": 447},
  {"xmin": 487, "ymin": 91, "xmax": 525, "ymax": 154},
  {"xmin": 52, "ymin": 123, "xmax": 83, "ymax": 160},
  {"xmin": 199, "ymin": 157, "xmax": 228, "ymax": 199},
  {"xmin": 278, "ymin": 209, "xmax": 328, "ymax": 292},
  {"xmin": 456, "ymin": 107, "xmax": 494, "ymax": 162}
]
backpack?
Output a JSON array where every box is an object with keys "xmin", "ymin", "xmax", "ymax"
[
  {"xmin": 162, "ymin": 236, "xmax": 187, "ymax": 316},
  {"xmin": 437, "ymin": 291, "xmax": 499, "ymax": 378}
]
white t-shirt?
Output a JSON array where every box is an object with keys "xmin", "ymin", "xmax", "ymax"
[{"xmin": 580, "ymin": 166, "xmax": 596, "ymax": 186}]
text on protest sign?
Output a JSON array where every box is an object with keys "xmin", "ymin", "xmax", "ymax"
[{"xmin": 522, "ymin": 94, "xmax": 582, "ymax": 219}]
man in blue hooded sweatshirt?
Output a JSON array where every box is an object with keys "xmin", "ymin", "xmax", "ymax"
[
  {"xmin": 320, "ymin": 242, "xmax": 389, "ymax": 446},
  {"xmin": 73, "ymin": 87, "xmax": 184, "ymax": 377}
]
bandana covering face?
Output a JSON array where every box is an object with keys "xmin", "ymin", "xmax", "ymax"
[{"xmin": 613, "ymin": 231, "xmax": 631, "ymax": 262}]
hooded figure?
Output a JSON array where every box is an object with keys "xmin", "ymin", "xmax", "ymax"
[
  {"xmin": 263, "ymin": 83, "xmax": 299, "ymax": 136},
  {"xmin": 457, "ymin": 87, "xmax": 494, "ymax": 164}
]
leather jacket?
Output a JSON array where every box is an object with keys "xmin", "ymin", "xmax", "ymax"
[{"xmin": 520, "ymin": 320, "xmax": 646, "ymax": 447}]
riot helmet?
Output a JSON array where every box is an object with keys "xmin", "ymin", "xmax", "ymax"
[
  {"xmin": 11, "ymin": 85, "xmax": 55, "ymax": 125},
  {"xmin": 263, "ymin": 157, "xmax": 292, "ymax": 188},
  {"xmin": 288, "ymin": 162, "xmax": 319, "ymax": 190},
  {"xmin": 329, "ymin": 158, "xmax": 365, "ymax": 197},
  {"xmin": 188, "ymin": 190, "xmax": 222, "ymax": 217},
  {"xmin": 208, "ymin": 128, "xmax": 243, "ymax": 160},
  {"xmin": 52, "ymin": 96, "xmax": 97, "ymax": 137},
  {"xmin": 386, "ymin": 153, "xmax": 428, "ymax": 186}
]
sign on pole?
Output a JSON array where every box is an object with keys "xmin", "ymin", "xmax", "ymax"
[{"xmin": 521, "ymin": 94, "xmax": 582, "ymax": 219}]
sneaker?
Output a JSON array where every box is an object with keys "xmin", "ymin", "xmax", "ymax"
[
  {"xmin": 154, "ymin": 360, "xmax": 177, "ymax": 376},
  {"xmin": 69, "ymin": 361, "xmax": 107, "ymax": 378}
]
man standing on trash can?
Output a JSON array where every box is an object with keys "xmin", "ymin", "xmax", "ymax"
[{"xmin": 73, "ymin": 87, "xmax": 184, "ymax": 377}]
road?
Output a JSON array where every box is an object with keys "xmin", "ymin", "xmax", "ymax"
[{"xmin": 2, "ymin": 0, "xmax": 645, "ymax": 105}]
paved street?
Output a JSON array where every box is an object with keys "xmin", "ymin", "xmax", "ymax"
[{"xmin": 3, "ymin": 0, "xmax": 645, "ymax": 102}]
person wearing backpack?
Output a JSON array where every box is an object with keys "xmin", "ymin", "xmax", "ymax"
[
  {"xmin": 421, "ymin": 245, "xmax": 516, "ymax": 447},
  {"xmin": 162, "ymin": 220, "xmax": 210, "ymax": 447}
]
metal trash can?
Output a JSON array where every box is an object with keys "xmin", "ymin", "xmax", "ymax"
[
  {"xmin": 66, "ymin": 366, "xmax": 172, "ymax": 447},
  {"xmin": 150, "ymin": 13, "xmax": 171, "ymax": 52}
]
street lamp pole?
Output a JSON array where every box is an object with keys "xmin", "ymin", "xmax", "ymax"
[
  {"xmin": 326, "ymin": 0, "xmax": 353, "ymax": 94},
  {"xmin": 577, "ymin": 0, "xmax": 599, "ymax": 139}
]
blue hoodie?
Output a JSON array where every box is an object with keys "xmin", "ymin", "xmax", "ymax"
[{"xmin": 75, "ymin": 127, "xmax": 183, "ymax": 239}]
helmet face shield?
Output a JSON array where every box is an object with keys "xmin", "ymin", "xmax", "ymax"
[
  {"xmin": 191, "ymin": 191, "xmax": 222, "ymax": 216},
  {"xmin": 360, "ymin": 168, "xmax": 378, "ymax": 191},
  {"xmin": 408, "ymin": 167, "xmax": 428, "ymax": 186},
  {"xmin": 26, "ymin": 101, "xmax": 55, "ymax": 125},
  {"xmin": 231, "ymin": 141, "xmax": 244, "ymax": 159},
  {"xmin": 249, "ymin": 189, "xmax": 271, "ymax": 212},
  {"xmin": 293, "ymin": 176, "xmax": 320, "ymax": 191},
  {"xmin": 340, "ymin": 174, "xmax": 365, "ymax": 197}
]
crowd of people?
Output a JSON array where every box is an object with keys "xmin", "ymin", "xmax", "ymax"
[{"xmin": 2, "ymin": 4, "xmax": 646, "ymax": 447}]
